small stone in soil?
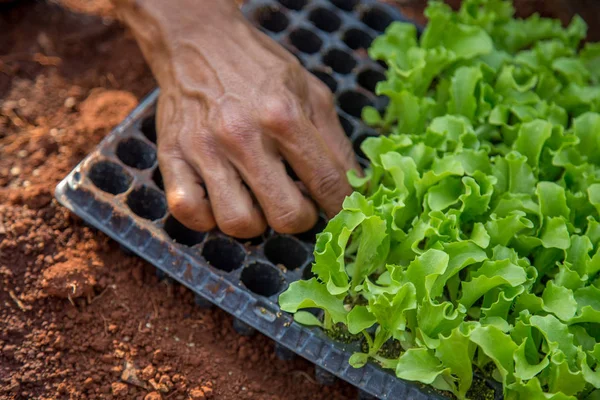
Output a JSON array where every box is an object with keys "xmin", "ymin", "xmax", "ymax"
[
  {"xmin": 152, "ymin": 349, "xmax": 164, "ymax": 363},
  {"xmin": 111, "ymin": 382, "xmax": 128, "ymax": 397},
  {"xmin": 189, "ymin": 388, "xmax": 206, "ymax": 399},
  {"xmin": 64, "ymin": 97, "xmax": 77, "ymax": 109},
  {"xmin": 201, "ymin": 384, "xmax": 213, "ymax": 398},
  {"xmin": 141, "ymin": 364, "xmax": 156, "ymax": 381},
  {"xmin": 144, "ymin": 392, "xmax": 162, "ymax": 400}
]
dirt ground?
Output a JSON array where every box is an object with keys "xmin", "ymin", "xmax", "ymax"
[
  {"xmin": 0, "ymin": 1, "xmax": 597, "ymax": 400},
  {"xmin": 0, "ymin": 1, "xmax": 358, "ymax": 399}
]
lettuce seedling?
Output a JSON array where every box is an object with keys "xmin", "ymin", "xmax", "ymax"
[{"xmin": 280, "ymin": 1, "xmax": 600, "ymax": 398}]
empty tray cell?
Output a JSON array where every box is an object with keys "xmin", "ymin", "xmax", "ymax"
[
  {"xmin": 88, "ymin": 161, "xmax": 133, "ymax": 195},
  {"xmin": 141, "ymin": 115, "xmax": 157, "ymax": 143},
  {"xmin": 255, "ymin": 6, "xmax": 289, "ymax": 33},
  {"xmin": 202, "ymin": 237, "xmax": 246, "ymax": 272},
  {"xmin": 308, "ymin": 8, "xmax": 341, "ymax": 33},
  {"xmin": 164, "ymin": 215, "xmax": 206, "ymax": 246},
  {"xmin": 342, "ymin": 28, "xmax": 374, "ymax": 50},
  {"xmin": 116, "ymin": 137, "xmax": 157, "ymax": 170},
  {"xmin": 264, "ymin": 235, "xmax": 309, "ymax": 270},
  {"xmin": 126, "ymin": 185, "xmax": 167, "ymax": 221},
  {"xmin": 337, "ymin": 90, "xmax": 372, "ymax": 118},
  {"xmin": 357, "ymin": 69, "xmax": 385, "ymax": 93},
  {"xmin": 361, "ymin": 6, "xmax": 394, "ymax": 32},
  {"xmin": 295, "ymin": 215, "xmax": 327, "ymax": 243},
  {"xmin": 310, "ymin": 69, "xmax": 338, "ymax": 93},
  {"xmin": 241, "ymin": 262, "xmax": 286, "ymax": 296},
  {"xmin": 322, "ymin": 49, "xmax": 356, "ymax": 74},
  {"xmin": 278, "ymin": 0, "xmax": 307, "ymax": 11},
  {"xmin": 338, "ymin": 114, "xmax": 354, "ymax": 137},
  {"xmin": 289, "ymin": 28, "xmax": 323, "ymax": 54},
  {"xmin": 152, "ymin": 167, "xmax": 164, "ymax": 191},
  {"xmin": 329, "ymin": 0, "xmax": 358, "ymax": 12}
]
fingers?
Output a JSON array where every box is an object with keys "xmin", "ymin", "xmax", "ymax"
[
  {"xmin": 157, "ymin": 72, "xmax": 357, "ymax": 237},
  {"xmin": 209, "ymin": 102, "xmax": 319, "ymax": 234},
  {"xmin": 158, "ymin": 95, "xmax": 266, "ymax": 238},
  {"xmin": 157, "ymin": 93, "xmax": 217, "ymax": 233},
  {"xmin": 158, "ymin": 152, "xmax": 217, "ymax": 232},
  {"xmin": 181, "ymin": 140, "xmax": 268, "ymax": 239},
  {"xmin": 306, "ymin": 72, "xmax": 363, "ymax": 176},
  {"xmin": 261, "ymin": 96, "xmax": 353, "ymax": 218},
  {"xmin": 232, "ymin": 148, "xmax": 319, "ymax": 234}
]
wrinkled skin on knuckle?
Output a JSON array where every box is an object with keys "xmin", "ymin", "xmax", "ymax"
[
  {"xmin": 311, "ymin": 168, "xmax": 345, "ymax": 200},
  {"xmin": 270, "ymin": 206, "xmax": 305, "ymax": 234},
  {"xmin": 219, "ymin": 213, "xmax": 260, "ymax": 238},
  {"xmin": 212, "ymin": 103, "xmax": 256, "ymax": 154},
  {"xmin": 260, "ymin": 94, "xmax": 302, "ymax": 134},
  {"xmin": 166, "ymin": 190, "xmax": 206, "ymax": 228}
]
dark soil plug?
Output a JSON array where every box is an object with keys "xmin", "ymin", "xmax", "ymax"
[
  {"xmin": 357, "ymin": 69, "xmax": 385, "ymax": 93},
  {"xmin": 202, "ymin": 237, "xmax": 246, "ymax": 272},
  {"xmin": 289, "ymin": 28, "xmax": 323, "ymax": 54},
  {"xmin": 338, "ymin": 91, "xmax": 372, "ymax": 118},
  {"xmin": 240, "ymin": 262, "xmax": 285, "ymax": 296},
  {"xmin": 88, "ymin": 161, "xmax": 133, "ymax": 195},
  {"xmin": 309, "ymin": 8, "xmax": 342, "ymax": 32},
  {"xmin": 264, "ymin": 235, "xmax": 309, "ymax": 270},
  {"xmin": 323, "ymin": 49, "xmax": 357, "ymax": 74},
  {"xmin": 361, "ymin": 7, "xmax": 394, "ymax": 32},
  {"xmin": 278, "ymin": 0, "xmax": 307, "ymax": 11},
  {"xmin": 126, "ymin": 185, "xmax": 167, "ymax": 221},
  {"xmin": 164, "ymin": 216, "xmax": 206, "ymax": 246},
  {"xmin": 255, "ymin": 6, "xmax": 289, "ymax": 33},
  {"xmin": 116, "ymin": 137, "xmax": 156, "ymax": 170},
  {"xmin": 330, "ymin": 0, "xmax": 359, "ymax": 12},
  {"xmin": 343, "ymin": 28, "xmax": 374, "ymax": 50}
]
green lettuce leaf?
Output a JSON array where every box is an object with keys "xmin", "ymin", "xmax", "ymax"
[{"xmin": 279, "ymin": 2, "xmax": 600, "ymax": 399}]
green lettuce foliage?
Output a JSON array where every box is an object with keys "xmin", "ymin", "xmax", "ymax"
[{"xmin": 279, "ymin": 1, "xmax": 600, "ymax": 399}]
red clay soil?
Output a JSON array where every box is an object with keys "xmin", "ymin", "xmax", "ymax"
[
  {"xmin": 1, "ymin": 1, "xmax": 598, "ymax": 400},
  {"xmin": 0, "ymin": 2, "xmax": 358, "ymax": 399}
]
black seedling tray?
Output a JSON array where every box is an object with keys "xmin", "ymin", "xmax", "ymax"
[{"xmin": 55, "ymin": 1, "xmax": 502, "ymax": 399}]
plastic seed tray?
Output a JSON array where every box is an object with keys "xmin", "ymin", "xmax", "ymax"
[{"xmin": 55, "ymin": 1, "xmax": 502, "ymax": 399}]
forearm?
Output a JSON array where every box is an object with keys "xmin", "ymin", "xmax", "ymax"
[
  {"xmin": 109, "ymin": 0, "xmax": 252, "ymax": 89},
  {"xmin": 111, "ymin": 0, "xmax": 242, "ymax": 32}
]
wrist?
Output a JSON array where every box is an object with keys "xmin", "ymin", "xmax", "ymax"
[
  {"xmin": 114, "ymin": 0, "xmax": 244, "ymax": 35},
  {"xmin": 113, "ymin": 0, "xmax": 249, "ymax": 85}
]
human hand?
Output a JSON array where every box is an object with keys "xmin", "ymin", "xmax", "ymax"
[{"xmin": 113, "ymin": 0, "xmax": 360, "ymax": 238}]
